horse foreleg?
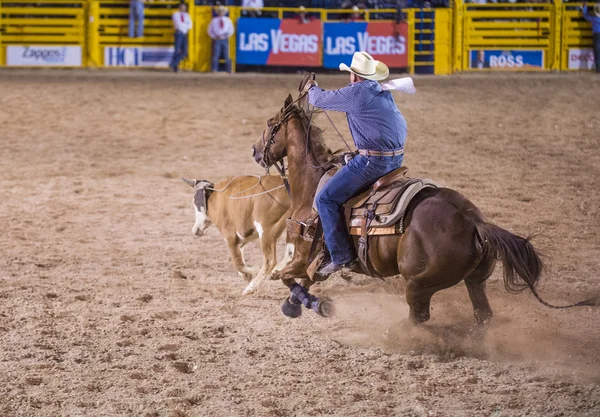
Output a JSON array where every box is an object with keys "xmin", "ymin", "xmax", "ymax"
[{"xmin": 273, "ymin": 242, "xmax": 295, "ymax": 274}]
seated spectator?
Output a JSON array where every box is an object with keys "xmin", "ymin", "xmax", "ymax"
[
  {"xmin": 170, "ymin": 2, "xmax": 193, "ymax": 73},
  {"xmin": 582, "ymin": 2, "xmax": 600, "ymax": 73},
  {"xmin": 242, "ymin": 0, "xmax": 263, "ymax": 17},
  {"xmin": 129, "ymin": 0, "xmax": 145, "ymax": 38},
  {"xmin": 208, "ymin": 5, "xmax": 234, "ymax": 73},
  {"xmin": 296, "ymin": 6, "xmax": 315, "ymax": 24}
]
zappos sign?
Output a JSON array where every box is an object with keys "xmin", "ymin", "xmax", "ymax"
[{"xmin": 7, "ymin": 46, "xmax": 82, "ymax": 66}]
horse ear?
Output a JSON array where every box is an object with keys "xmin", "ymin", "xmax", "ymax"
[{"xmin": 284, "ymin": 94, "xmax": 293, "ymax": 108}]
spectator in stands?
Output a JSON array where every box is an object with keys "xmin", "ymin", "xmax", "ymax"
[
  {"xmin": 208, "ymin": 5, "xmax": 234, "ymax": 73},
  {"xmin": 296, "ymin": 6, "xmax": 314, "ymax": 23},
  {"xmin": 170, "ymin": 2, "xmax": 193, "ymax": 73},
  {"xmin": 582, "ymin": 2, "xmax": 600, "ymax": 73},
  {"xmin": 350, "ymin": 5, "xmax": 364, "ymax": 21},
  {"xmin": 242, "ymin": 0, "xmax": 264, "ymax": 17},
  {"xmin": 129, "ymin": 0, "xmax": 145, "ymax": 38}
]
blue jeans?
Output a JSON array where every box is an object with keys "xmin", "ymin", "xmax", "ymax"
[
  {"xmin": 128, "ymin": 1, "xmax": 144, "ymax": 38},
  {"xmin": 170, "ymin": 31, "xmax": 188, "ymax": 70},
  {"xmin": 316, "ymin": 154, "xmax": 404, "ymax": 265},
  {"xmin": 212, "ymin": 39, "xmax": 231, "ymax": 73}
]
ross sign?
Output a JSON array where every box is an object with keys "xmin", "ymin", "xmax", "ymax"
[
  {"xmin": 104, "ymin": 47, "xmax": 174, "ymax": 67},
  {"xmin": 236, "ymin": 18, "xmax": 321, "ymax": 66},
  {"xmin": 323, "ymin": 22, "xmax": 408, "ymax": 69},
  {"xmin": 6, "ymin": 46, "xmax": 82, "ymax": 67},
  {"xmin": 568, "ymin": 48, "xmax": 595, "ymax": 70},
  {"xmin": 469, "ymin": 50, "xmax": 544, "ymax": 70}
]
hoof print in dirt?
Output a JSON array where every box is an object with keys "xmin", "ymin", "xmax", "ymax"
[
  {"xmin": 172, "ymin": 361, "xmax": 197, "ymax": 374},
  {"xmin": 172, "ymin": 270, "xmax": 187, "ymax": 279},
  {"xmin": 137, "ymin": 294, "xmax": 153, "ymax": 303}
]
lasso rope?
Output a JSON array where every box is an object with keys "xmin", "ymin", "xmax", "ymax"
[{"xmin": 207, "ymin": 175, "xmax": 286, "ymax": 200}]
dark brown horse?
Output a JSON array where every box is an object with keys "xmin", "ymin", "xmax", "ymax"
[{"xmin": 251, "ymin": 92, "xmax": 596, "ymax": 324}]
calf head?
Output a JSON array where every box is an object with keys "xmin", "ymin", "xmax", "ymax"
[{"xmin": 182, "ymin": 178, "xmax": 214, "ymax": 236}]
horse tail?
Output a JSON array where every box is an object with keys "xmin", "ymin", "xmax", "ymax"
[{"xmin": 475, "ymin": 222, "xmax": 598, "ymax": 309}]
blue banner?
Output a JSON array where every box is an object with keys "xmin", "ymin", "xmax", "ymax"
[
  {"xmin": 323, "ymin": 22, "xmax": 408, "ymax": 69},
  {"xmin": 236, "ymin": 18, "xmax": 322, "ymax": 66},
  {"xmin": 323, "ymin": 22, "xmax": 367, "ymax": 69},
  {"xmin": 237, "ymin": 18, "xmax": 280, "ymax": 65},
  {"xmin": 469, "ymin": 50, "xmax": 545, "ymax": 70}
]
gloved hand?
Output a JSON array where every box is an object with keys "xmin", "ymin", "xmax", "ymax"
[{"xmin": 303, "ymin": 79, "xmax": 318, "ymax": 93}]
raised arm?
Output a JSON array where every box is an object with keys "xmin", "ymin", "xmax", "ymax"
[{"xmin": 308, "ymin": 84, "xmax": 355, "ymax": 113}]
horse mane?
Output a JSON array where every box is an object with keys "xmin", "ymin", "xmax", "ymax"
[{"xmin": 289, "ymin": 103, "xmax": 337, "ymax": 167}]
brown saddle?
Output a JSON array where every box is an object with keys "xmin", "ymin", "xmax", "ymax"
[{"xmin": 289, "ymin": 164, "xmax": 440, "ymax": 278}]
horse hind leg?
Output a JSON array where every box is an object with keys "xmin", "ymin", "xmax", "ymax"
[{"xmin": 464, "ymin": 257, "xmax": 495, "ymax": 325}]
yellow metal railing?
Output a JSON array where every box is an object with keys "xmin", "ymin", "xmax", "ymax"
[
  {"xmin": 0, "ymin": 0, "xmax": 86, "ymax": 66},
  {"xmin": 7, "ymin": 1, "xmax": 594, "ymax": 74},
  {"xmin": 87, "ymin": 0, "xmax": 194, "ymax": 69},
  {"xmin": 560, "ymin": 2, "xmax": 595, "ymax": 70},
  {"xmin": 454, "ymin": 0, "xmax": 558, "ymax": 70}
]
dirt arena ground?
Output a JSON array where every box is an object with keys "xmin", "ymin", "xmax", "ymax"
[{"xmin": 1, "ymin": 69, "xmax": 599, "ymax": 417}]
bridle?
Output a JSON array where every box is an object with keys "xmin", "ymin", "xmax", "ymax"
[
  {"xmin": 260, "ymin": 95, "xmax": 307, "ymax": 196},
  {"xmin": 259, "ymin": 88, "xmax": 354, "ymax": 194}
]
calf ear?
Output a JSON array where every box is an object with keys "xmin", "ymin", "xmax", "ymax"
[{"xmin": 181, "ymin": 177, "xmax": 197, "ymax": 187}]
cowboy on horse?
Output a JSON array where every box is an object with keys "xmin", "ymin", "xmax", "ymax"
[{"xmin": 302, "ymin": 51, "xmax": 407, "ymax": 276}]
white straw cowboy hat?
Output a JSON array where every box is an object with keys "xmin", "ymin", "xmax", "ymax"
[{"xmin": 339, "ymin": 51, "xmax": 389, "ymax": 81}]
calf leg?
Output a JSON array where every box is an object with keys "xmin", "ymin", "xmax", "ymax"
[
  {"xmin": 226, "ymin": 237, "xmax": 257, "ymax": 282},
  {"xmin": 242, "ymin": 230, "xmax": 278, "ymax": 295}
]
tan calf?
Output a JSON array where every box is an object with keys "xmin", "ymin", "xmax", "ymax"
[{"xmin": 182, "ymin": 175, "xmax": 293, "ymax": 295}]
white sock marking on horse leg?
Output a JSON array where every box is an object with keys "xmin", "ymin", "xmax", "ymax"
[
  {"xmin": 253, "ymin": 221, "xmax": 264, "ymax": 238},
  {"xmin": 274, "ymin": 243, "xmax": 295, "ymax": 271}
]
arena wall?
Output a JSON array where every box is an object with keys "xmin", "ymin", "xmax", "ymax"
[{"xmin": 0, "ymin": 0, "xmax": 594, "ymax": 73}]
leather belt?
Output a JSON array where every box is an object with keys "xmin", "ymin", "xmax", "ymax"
[{"xmin": 358, "ymin": 148, "xmax": 404, "ymax": 157}]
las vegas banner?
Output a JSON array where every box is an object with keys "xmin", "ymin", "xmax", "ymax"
[
  {"xmin": 323, "ymin": 21, "xmax": 408, "ymax": 69},
  {"xmin": 237, "ymin": 18, "xmax": 322, "ymax": 66}
]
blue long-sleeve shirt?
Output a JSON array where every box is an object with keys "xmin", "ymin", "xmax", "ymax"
[
  {"xmin": 583, "ymin": 6, "xmax": 600, "ymax": 33},
  {"xmin": 308, "ymin": 80, "xmax": 407, "ymax": 151}
]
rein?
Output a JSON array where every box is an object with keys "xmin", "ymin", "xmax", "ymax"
[{"xmin": 260, "ymin": 90, "xmax": 354, "ymax": 190}]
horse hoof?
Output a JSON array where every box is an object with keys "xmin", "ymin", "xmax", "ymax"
[
  {"xmin": 281, "ymin": 298, "xmax": 302, "ymax": 318},
  {"xmin": 315, "ymin": 297, "xmax": 335, "ymax": 318}
]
